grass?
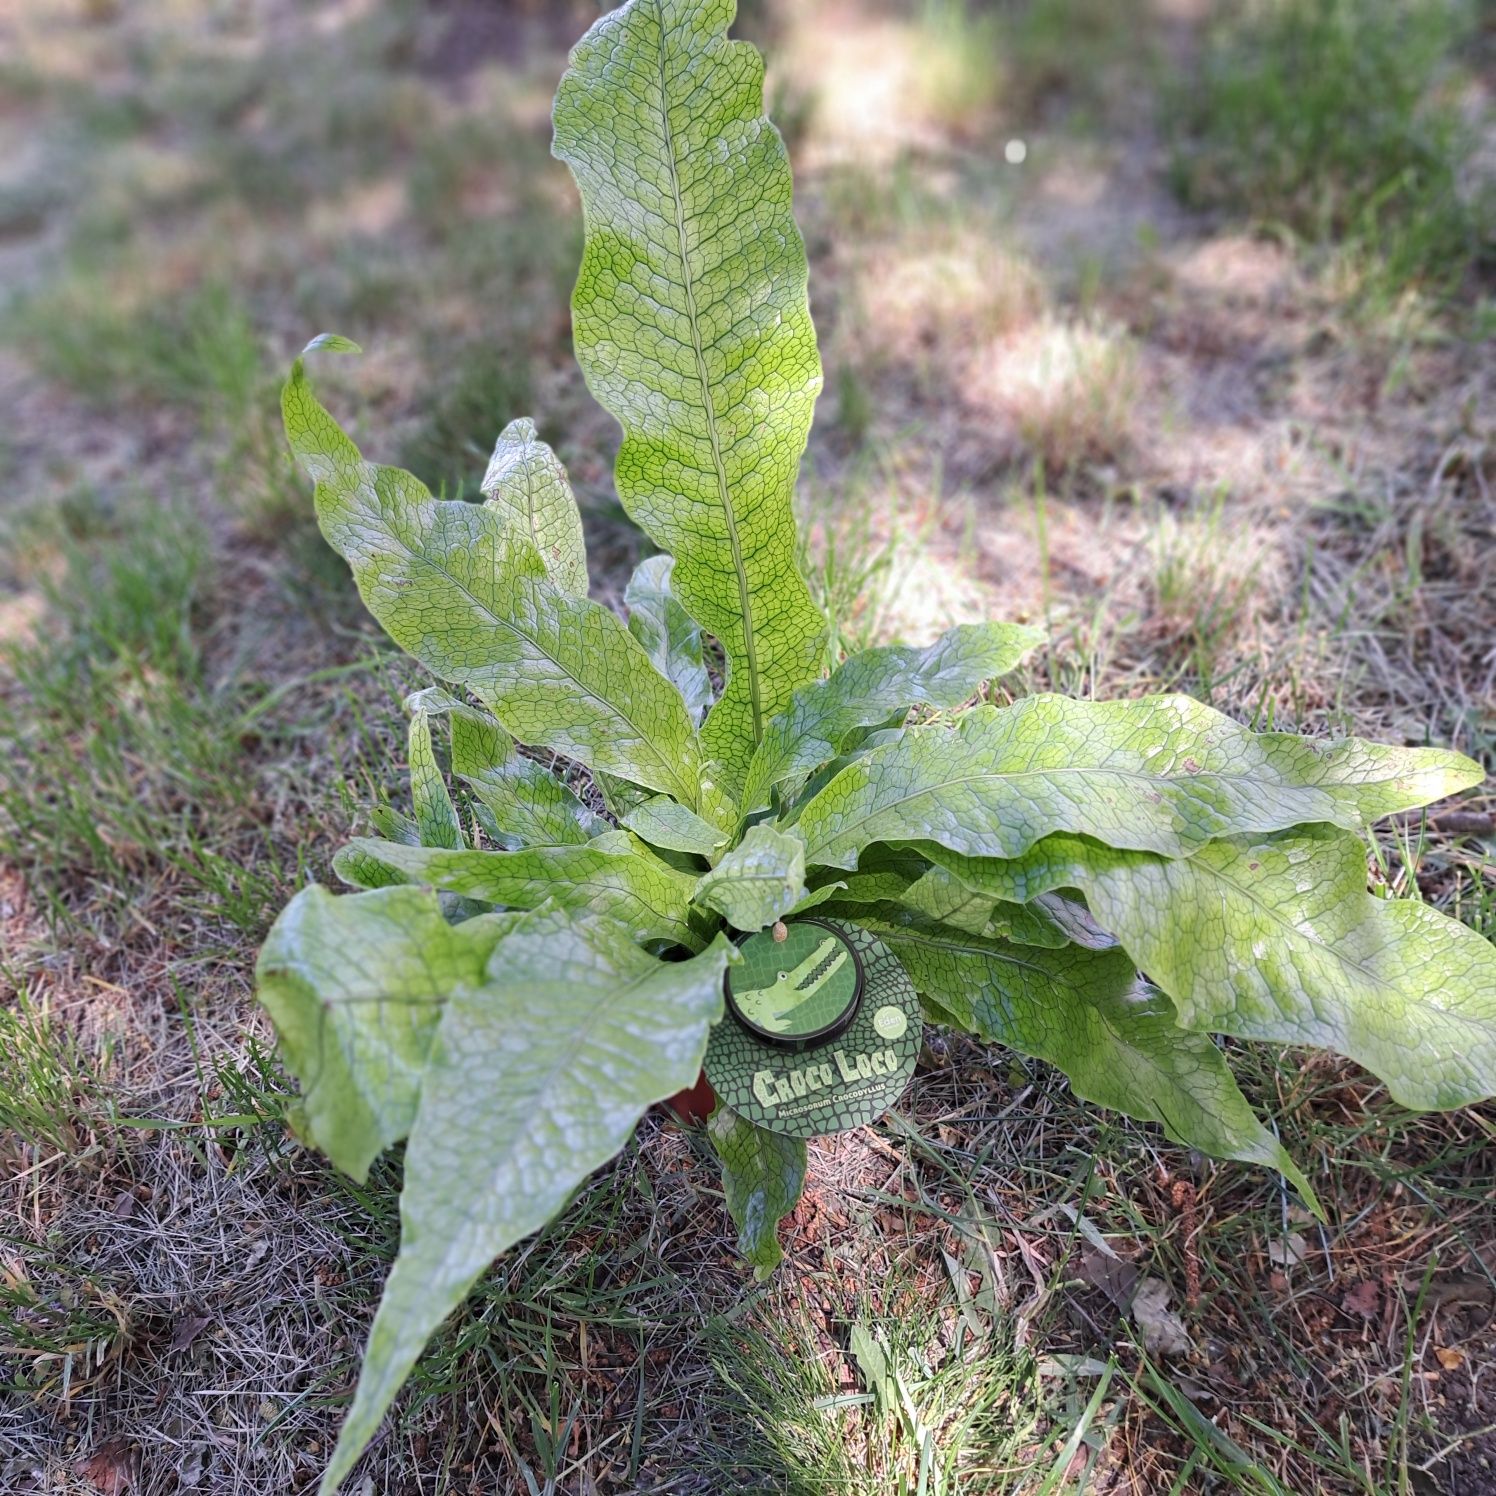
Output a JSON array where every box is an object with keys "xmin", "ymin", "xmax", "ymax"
[
  {"xmin": 1145, "ymin": 486, "xmax": 1270, "ymax": 699},
  {"xmin": 2, "ymin": 0, "xmax": 1493, "ymax": 1492},
  {"xmin": 0, "ymin": 987, "xmax": 116, "ymax": 1165},
  {"xmin": 398, "ymin": 333, "xmax": 536, "ymax": 497},
  {"xmin": 7, "ymin": 270, "xmax": 311, "ymax": 551},
  {"xmin": 969, "ymin": 314, "xmax": 1142, "ymax": 476},
  {"xmin": 701, "ymin": 1292, "xmax": 1044, "ymax": 1493},
  {"xmin": 907, "ymin": 0, "xmax": 1149, "ymax": 133},
  {"xmin": 909, "ymin": 0, "xmax": 1009, "ymax": 131},
  {"xmin": 0, "ymin": 494, "xmax": 262, "ymax": 933},
  {"xmin": 1169, "ymin": 0, "xmax": 1491, "ymax": 312},
  {"xmin": 12, "ymin": 274, "xmax": 261, "ymax": 418}
]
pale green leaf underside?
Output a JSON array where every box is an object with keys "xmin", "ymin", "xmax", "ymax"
[
  {"xmin": 787, "ymin": 881, "xmax": 865, "ymax": 917},
  {"xmin": 805, "ymin": 847, "xmax": 1085, "ymax": 947},
  {"xmin": 406, "ymin": 709, "xmax": 464, "ymax": 850},
  {"xmin": 449, "ymin": 698, "xmax": 606, "ymax": 847},
  {"xmin": 404, "ymin": 686, "xmax": 606, "ymax": 848},
  {"xmin": 781, "ymin": 728, "xmax": 908, "ymax": 822},
  {"xmin": 795, "ymin": 693, "xmax": 1482, "ymax": 870},
  {"xmin": 803, "ymin": 846, "xmax": 929, "ymax": 905},
  {"xmin": 481, "ymin": 417, "xmax": 589, "ymax": 597},
  {"xmin": 901, "ymin": 865, "xmax": 1096, "ymax": 948},
  {"xmin": 554, "ymin": 0, "xmax": 827, "ymax": 798},
  {"xmin": 625, "ymin": 554, "xmax": 714, "ymax": 722},
  {"xmin": 864, "ymin": 912, "xmax": 1316, "ymax": 1205},
  {"xmin": 902, "ymin": 836, "xmax": 1093, "ymax": 906},
  {"xmin": 255, "ymin": 886, "xmax": 515, "ymax": 1182},
  {"xmin": 334, "ymin": 833, "xmax": 702, "ymax": 950},
  {"xmin": 594, "ymin": 770, "xmax": 657, "ymax": 824},
  {"xmin": 282, "ymin": 354, "xmax": 701, "ymax": 806},
  {"xmin": 920, "ymin": 825, "xmax": 1496, "ymax": 1109},
  {"xmin": 708, "ymin": 1102, "xmax": 807, "ymax": 1279},
  {"xmin": 303, "ymin": 332, "xmax": 361, "ymax": 355},
  {"xmin": 622, "ymin": 795, "xmax": 729, "ymax": 856},
  {"xmin": 741, "ymin": 621, "xmax": 1045, "ymax": 813},
  {"xmin": 694, "ymin": 822, "xmax": 807, "ymax": 931},
  {"xmin": 367, "ymin": 805, "xmax": 421, "ymax": 847},
  {"xmin": 319, "ymin": 910, "xmax": 732, "ymax": 1495}
]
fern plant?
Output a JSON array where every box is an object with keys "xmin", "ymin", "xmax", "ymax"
[{"xmin": 257, "ymin": 2, "xmax": 1495, "ymax": 1489}]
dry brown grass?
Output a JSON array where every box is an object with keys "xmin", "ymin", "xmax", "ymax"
[{"xmin": 966, "ymin": 314, "xmax": 1143, "ymax": 474}]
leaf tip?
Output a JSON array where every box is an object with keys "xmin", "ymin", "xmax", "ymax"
[
  {"xmin": 302, "ymin": 332, "xmax": 363, "ymax": 357},
  {"xmin": 1293, "ymin": 1173, "xmax": 1327, "ymax": 1225}
]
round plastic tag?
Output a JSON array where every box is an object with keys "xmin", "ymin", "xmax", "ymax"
[
  {"xmin": 725, "ymin": 918, "xmax": 863, "ymax": 1047},
  {"xmin": 706, "ymin": 918, "xmax": 920, "ymax": 1138}
]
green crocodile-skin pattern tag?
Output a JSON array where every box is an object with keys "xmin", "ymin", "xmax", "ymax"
[
  {"xmin": 707, "ymin": 920, "xmax": 920, "ymax": 1138},
  {"xmin": 725, "ymin": 919, "xmax": 862, "ymax": 1043}
]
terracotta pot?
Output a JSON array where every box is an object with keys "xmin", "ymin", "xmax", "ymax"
[{"xmin": 661, "ymin": 1069, "xmax": 717, "ymax": 1125}]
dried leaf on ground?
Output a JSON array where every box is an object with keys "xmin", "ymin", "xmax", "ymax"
[
  {"xmin": 1078, "ymin": 1245, "xmax": 1139, "ymax": 1309},
  {"xmin": 76, "ymin": 1438, "xmax": 134, "ymax": 1495},
  {"xmin": 168, "ymin": 1312, "xmax": 212, "ymax": 1354},
  {"xmin": 1341, "ymin": 1279, "xmax": 1380, "ymax": 1320},
  {"xmin": 1268, "ymin": 1232, "xmax": 1308, "ymax": 1268},
  {"xmin": 1131, "ymin": 1277, "xmax": 1192, "ymax": 1357}
]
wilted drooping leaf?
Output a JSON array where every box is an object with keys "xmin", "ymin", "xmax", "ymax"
[
  {"xmin": 868, "ymin": 912, "xmax": 1318, "ymax": 1208},
  {"xmin": 1071, "ymin": 827, "xmax": 1496, "ymax": 1110},
  {"xmin": 256, "ymin": 886, "xmax": 518, "ymax": 1181},
  {"xmin": 918, "ymin": 825, "xmax": 1496, "ymax": 1109}
]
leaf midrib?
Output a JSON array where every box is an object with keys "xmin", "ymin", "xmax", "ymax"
[
  {"xmin": 366, "ymin": 841, "xmax": 698, "ymax": 942},
  {"xmin": 880, "ymin": 925, "xmax": 1059, "ymax": 982},
  {"xmin": 421, "ymin": 943, "xmax": 720, "ymax": 1277},
  {"xmin": 651, "ymin": 2, "xmax": 763, "ymax": 742},
  {"xmin": 1162, "ymin": 854, "xmax": 1398, "ymax": 1010},
  {"xmin": 804, "ymin": 759, "xmax": 1375, "ymax": 860},
  {"xmin": 393, "ymin": 528, "xmax": 695, "ymax": 807},
  {"xmin": 519, "ymin": 448, "xmax": 541, "ymax": 557}
]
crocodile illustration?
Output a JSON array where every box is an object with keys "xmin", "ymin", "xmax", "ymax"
[{"xmin": 734, "ymin": 936, "xmax": 851, "ymax": 1036}]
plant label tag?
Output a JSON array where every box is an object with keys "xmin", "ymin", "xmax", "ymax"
[{"xmin": 706, "ymin": 919, "xmax": 920, "ymax": 1138}]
